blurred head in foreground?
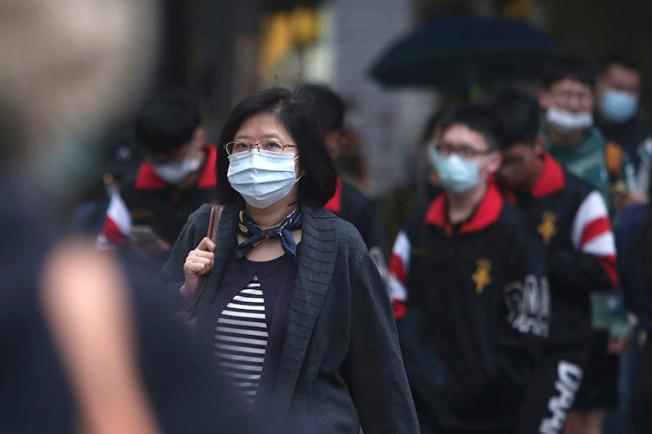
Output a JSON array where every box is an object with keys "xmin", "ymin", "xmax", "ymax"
[{"xmin": 0, "ymin": 0, "xmax": 160, "ymax": 197}]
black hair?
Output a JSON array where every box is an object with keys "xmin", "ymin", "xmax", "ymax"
[
  {"xmin": 598, "ymin": 52, "xmax": 641, "ymax": 75},
  {"xmin": 135, "ymin": 89, "xmax": 200, "ymax": 154},
  {"xmin": 295, "ymin": 84, "xmax": 345, "ymax": 134},
  {"xmin": 438, "ymin": 103, "xmax": 504, "ymax": 151},
  {"xmin": 541, "ymin": 55, "xmax": 596, "ymax": 89},
  {"xmin": 216, "ymin": 87, "xmax": 337, "ymax": 207},
  {"xmin": 490, "ymin": 87, "xmax": 541, "ymax": 150},
  {"xmin": 419, "ymin": 109, "xmax": 445, "ymax": 144}
]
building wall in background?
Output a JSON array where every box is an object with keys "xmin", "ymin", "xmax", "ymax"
[{"xmin": 332, "ymin": 0, "xmax": 437, "ymax": 195}]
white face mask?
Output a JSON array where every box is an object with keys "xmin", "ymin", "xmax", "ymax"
[
  {"xmin": 546, "ymin": 106, "xmax": 593, "ymax": 134},
  {"xmin": 152, "ymin": 155, "xmax": 203, "ymax": 184},
  {"xmin": 227, "ymin": 150, "xmax": 299, "ymax": 209}
]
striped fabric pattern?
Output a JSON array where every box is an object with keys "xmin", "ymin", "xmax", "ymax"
[
  {"xmin": 96, "ymin": 188, "xmax": 132, "ymax": 250},
  {"xmin": 388, "ymin": 230, "xmax": 410, "ymax": 318},
  {"xmin": 570, "ymin": 191, "xmax": 618, "ymax": 285},
  {"xmin": 213, "ymin": 275, "xmax": 268, "ymax": 408}
]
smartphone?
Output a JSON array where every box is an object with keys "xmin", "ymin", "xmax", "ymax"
[{"xmin": 129, "ymin": 225, "xmax": 171, "ymax": 253}]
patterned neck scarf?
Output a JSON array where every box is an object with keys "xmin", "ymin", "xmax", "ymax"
[{"xmin": 235, "ymin": 208, "xmax": 302, "ymax": 259}]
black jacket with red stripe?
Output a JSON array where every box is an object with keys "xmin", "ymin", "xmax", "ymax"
[
  {"xmin": 324, "ymin": 178, "xmax": 384, "ymax": 251},
  {"xmin": 98, "ymin": 144, "xmax": 218, "ymax": 264},
  {"xmin": 389, "ymin": 184, "xmax": 549, "ymax": 431},
  {"xmin": 504, "ymin": 152, "xmax": 618, "ymax": 350}
]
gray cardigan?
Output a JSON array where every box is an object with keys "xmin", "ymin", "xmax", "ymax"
[{"xmin": 159, "ymin": 203, "xmax": 419, "ymax": 434}]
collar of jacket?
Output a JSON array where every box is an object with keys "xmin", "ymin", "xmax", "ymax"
[
  {"xmin": 425, "ymin": 183, "xmax": 503, "ymax": 234},
  {"xmin": 542, "ymin": 124, "xmax": 606, "ymax": 156},
  {"xmin": 323, "ymin": 177, "xmax": 342, "ymax": 213},
  {"xmin": 531, "ymin": 152, "xmax": 565, "ymax": 198},
  {"xmin": 196, "ymin": 201, "xmax": 338, "ymax": 424},
  {"xmin": 134, "ymin": 144, "xmax": 218, "ymax": 190}
]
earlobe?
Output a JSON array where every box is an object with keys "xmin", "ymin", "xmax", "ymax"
[
  {"xmin": 324, "ymin": 131, "xmax": 341, "ymax": 160},
  {"xmin": 487, "ymin": 152, "xmax": 502, "ymax": 173},
  {"xmin": 538, "ymin": 92, "xmax": 549, "ymax": 110},
  {"xmin": 193, "ymin": 128, "xmax": 206, "ymax": 148}
]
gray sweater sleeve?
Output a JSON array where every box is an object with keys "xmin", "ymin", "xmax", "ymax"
[
  {"xmin": 345, "ymin": 242, "xmax": 420, "ymax": 433},
  {"xmin": 157, "ymin": 204, "xmax": 212, "ymax": 310}
]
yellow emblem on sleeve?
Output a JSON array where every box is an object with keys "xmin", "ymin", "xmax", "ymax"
[
  {"xmin": 472, "ymin": 259, "xmax": 492, "ymax": 294},
  {"xmin": 538, "ymin": 212, "xmax": 557, "ymax": 245}
]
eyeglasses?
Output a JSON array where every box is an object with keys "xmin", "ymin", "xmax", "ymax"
[
  {"xmin": 224, "ymin": 140, "xmax": 297, "ymax": 156},
  {"xmin": 433, "ymin": 142, "xmax": 491, "ymax": 159},
  {"xmin": 550, "ymin": 90, "xmax": 593, "ymax": 104}
]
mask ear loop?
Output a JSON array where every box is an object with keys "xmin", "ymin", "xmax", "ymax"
[
  {"xmin": 293, "ymin": 155, "xmax": 305, "ymax": 183},
  {"xmin": 478, "ymin": 151, "xmax": 499, "ymax": 180}
]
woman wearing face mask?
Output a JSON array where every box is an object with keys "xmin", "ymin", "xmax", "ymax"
[{"xmin": 158, "ymin": 88, "xmax": 418, "ymax": 434}]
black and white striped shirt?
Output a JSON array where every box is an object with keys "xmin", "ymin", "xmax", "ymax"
[{"xmin": 213, "ymin": 275, "xmax": 268, "ymax": 408}]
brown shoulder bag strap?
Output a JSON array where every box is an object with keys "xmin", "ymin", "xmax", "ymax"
[
  {"xmin": 182, "ymin": 203, "xmax": 223, "ymax": 324},
  {"xmin": 192, "ymin": 202, "xmax": 223, "ymax": 302}
]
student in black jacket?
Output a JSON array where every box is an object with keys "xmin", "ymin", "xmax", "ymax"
[
  {"xmin": 492, "ymin": 88, "xmax": 619, "ymax": 434},
  {"xmin": 389, "ymin": 104, "xmax": 549, "ymax": 434},
  {"xmin": 159, "ymin": 88, "xmax": 418, "ymax": 434},
  {"xmin": 296, "ymin": 84, "xmax": 385, "ymax": 253},
  {"xmin": 98, "ymin": 90, "xmax": 218, "ymax": 268}
]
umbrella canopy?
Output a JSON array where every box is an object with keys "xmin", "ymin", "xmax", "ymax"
[{"xmin": 370, "ymin": 16, "xmax": 559, "ymax": 90}]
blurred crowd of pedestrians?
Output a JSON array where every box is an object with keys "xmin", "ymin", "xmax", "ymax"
[{"xmin": 1, "ymin": 1, "xmax": 652, "ymax": 434}]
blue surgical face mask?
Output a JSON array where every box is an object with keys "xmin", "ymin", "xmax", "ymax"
[
  {"xmin": 227, "ymin": 150, "xmax": 299, "ymax": 209},
  {"xmin": 600, "ymin": 88, "xmax": 638, "ymax": 123},
  {"xmin": 429, "ymin": 148, "xmax": 481, "ymax": 193}
]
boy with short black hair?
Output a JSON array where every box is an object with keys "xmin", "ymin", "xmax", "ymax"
[
  {"xmin": 98, "ymin": 90, "xmax": 218, "ymax": 265},
  {"xmin": 297, "ymin": 84, "xmax": 385, "ymax": 252},
  {"xmin": 390, "ymin": 104, "xmax": 549, "ymax": 434},
  {"xmin": 540, "ymin": 56, "xmax": 632, "ymax": 431},
  {"xmin": 492, "ymin": 88, "xmax": 618, "ymax": 434},
  {"xmin": 596, "ymin": 52, "xmax": 651, "ymax": 200},
  {"xmin": 540, "ymin": 55, "xmax": 632, "ymax": 207}
]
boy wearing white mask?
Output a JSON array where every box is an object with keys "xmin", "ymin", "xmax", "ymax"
[
  {"xmin": 540, "ymin": 55, "xmax": 632, "ymax": 210},
  {"xmin": 98, "ymin": 90, "xmax": 218, "ymax": 265},
  {"xmin": 389, "ymin": 104, "xmax": 549, "ymax": 434},
  {"xmin": 541, "ymin": 55, "xmax": 632, "ymax": 434},
  {"xmin": 596, "ymin": 53, "xmax": 651, "ymax": 201}
]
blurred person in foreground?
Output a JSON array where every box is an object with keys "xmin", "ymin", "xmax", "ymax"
[
  {"xmin": 492, "ymin": 88, "xmax": 618, "ymax": 434},
  {"xmin": 596, "ymin": 53, "xmax": 651, "ymax": 201},
  {"xmin": 0, "ymin": 1, "xmax": 259, "ymax": 433},
  {"xmin": 97, "ymin": 90, "xmax": 218, "ymax": 269},
  {"xmin": 389, "ymin": 104, "xmax": 549, "ymax": 434},
  {"xmin": 539, "ymin": 55, "xmax": 633, "ymax": 434},
  {"xmin": 159, "ymin": 87, "xmax": 419, "ymax": 433},
  {"xmin": 613, "ymin": 174, "xmax": 652, "ymax": 434},
  {"xmin": 296, "ymin": 84, "xmax": 385, "ymax": 254}
]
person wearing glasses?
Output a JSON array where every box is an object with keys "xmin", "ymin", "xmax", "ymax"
[
  {"xmin": 158, "ymin": 88, "xmax": 419, "ymax": 433},
  {"xmin": 388, "ymin": 104, "xmax": 549, "ymax": 434},
  {"xmin": 539, "ymin": 55, "xmax": 633, "ymax": 210},
  {"xmin": 540, "ymin": 56, "xmax": 634, "ymax": 434}
]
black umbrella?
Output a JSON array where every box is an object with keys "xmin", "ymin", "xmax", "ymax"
[{"xmin": 370, "ymin": 16, "xmax": 559, "ymax": 91}]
